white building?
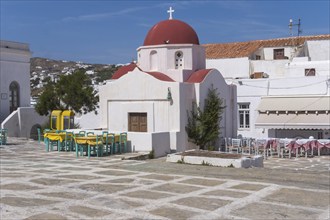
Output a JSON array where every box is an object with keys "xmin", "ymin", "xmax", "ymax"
[
  {"xmin": 205, "ymin": 35, "xmax": 330, "ymax": 139},
  {"xmin": 0, "ymin": 40, "xmax": 47, "ymax": 138},
  {"xmin": 99, "ymin": 16, "xmax": 237, "ymax": 156}
]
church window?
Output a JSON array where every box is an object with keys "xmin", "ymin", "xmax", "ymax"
[
  {"xmin": 150, "ymin": 50, "xmax": 158, "ymax": 71},
  {"xmin": 175, "ymin": 51, "xmax": 184, "ymax": 69},
  {"xmin": 128, "ymin": 113, "xmax": 147, "ymax": 132},
  {"xmin": 273, "ymin": 48, "xmax": 285, "ymax": 60},
  {"xmin": 9, "ymin": 81, "xmax": 19, "ymax": 113},
  {"xmin": 238, "ymin": 103, "xmax": 250, "ymax": 129},
  {"xmin": 305, "ymin": 68, "xmax": 315, "ymax": 76}
]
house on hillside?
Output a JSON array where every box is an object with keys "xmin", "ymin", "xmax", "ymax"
[
  {"xmin": 99, "ymin": 14, "xmax": 237, "ymax": 156},
  {"xmin": 205, "ymin": 35, "xmax": 330, "ymax": 139}
]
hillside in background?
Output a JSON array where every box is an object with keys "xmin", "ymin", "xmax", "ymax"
[{"xmin": 30, "ymin": 57, "xmax": 119, "ymax": 97}]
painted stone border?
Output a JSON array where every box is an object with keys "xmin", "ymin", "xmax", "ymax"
[{"xmin": 166, "ymin": 151, "xmax": 263, "ymax": 168}]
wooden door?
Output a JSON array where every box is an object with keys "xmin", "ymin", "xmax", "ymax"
[{"xmin": 128, "ymin": 113, "xmax": 147, "ymax": 132}]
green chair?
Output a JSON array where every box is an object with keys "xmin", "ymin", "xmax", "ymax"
[
  {"xmin": 102, "ymin": 131, "xmax": 115, "ymax": 155},
  {"xmin": 88, "ymin": 135, "xmax": 103, "ymax": 158},
  {"xmin": 63, "ymin": 131, "xmax": 74, "ymax": 151},
  {"xmin": 119, "ymin": 132, "xmax": 127, "ymax": 153},
  {"xmin": 78, "ymin": 130, "xmax": 86, "ymax": 137},
  {"xmin": 0, "ymin": 129, "xmax": 8, "ymax": 145},
  {"xmin": 37, "ymin": 128, "xmax": 42, "ymax": 143}
]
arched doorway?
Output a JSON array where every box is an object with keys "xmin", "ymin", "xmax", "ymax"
[
  {"xmin": 30, "ymin": 124, "xmax": 41, "ymax": 140},
  {"xmin": 9, "ymin": 81, "xmax": 20, "ymax": 113}
]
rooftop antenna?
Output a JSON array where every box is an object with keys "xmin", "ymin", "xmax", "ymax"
[{"xmin": 288, "ymin": 18, "xmax": 302, "ymax": 37}]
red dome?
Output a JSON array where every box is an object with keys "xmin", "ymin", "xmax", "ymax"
[{"xmin": 143, "ymin": 19, "xmax": 199, "ymax": 46}]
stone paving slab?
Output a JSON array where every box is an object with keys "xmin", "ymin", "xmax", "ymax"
[
  {"xmin": 150, "ymin": 206, "xmax": 198, "ymax": 219},
  {"xmin": 172, "ymin": 196, "xmax": 231, "ymax": 211},
  {"xmin": 231, "ymin": 202, "xmax": 320, "ymax": 219},
  {"xmin": 0, "ymin": 138, "xmax": 329, "ymax": 220},
  {"xmin": 263, "ymin": 188, "xmax": 330, "ymax": 209}
]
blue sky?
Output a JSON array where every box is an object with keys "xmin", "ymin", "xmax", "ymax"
[{"xmin": 1, "ymin": 0, "xmax": 329, "ymax": 64}]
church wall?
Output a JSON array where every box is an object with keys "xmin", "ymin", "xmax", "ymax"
[
  {"xmin": 137, "ymin": 45, "xmax": 205, "ymax": 82},
  {"xmin": 192, "ymin": 69, "xmax": 237, "ymax": 145},
  {"xmin": 99, "ymin": 70, "xmax": 182, "ymax": 133},
  {"xmin": 175, "ymin": 83, "xmax": 196, "ymax": 152}
]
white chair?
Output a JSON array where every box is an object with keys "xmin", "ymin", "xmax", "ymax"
[
  {"xmin": 229, "ymin": 138, "xmax": 241, "ymax": 153},
  {"xmin": 268, "ymin": 139, "xmax": 280, "ymax": 158},
  {"xmin": 255, "ymin": 139, "xmax": 267, "ymax": 158},
  {"xmin": 279, "ymin": 139, "xmax": 293, "ymax": 159},
  {"xmin": 241, "ymin": 138, "xmax": 253, "ymax": 154}
]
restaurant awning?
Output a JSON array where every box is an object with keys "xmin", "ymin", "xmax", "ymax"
[
  {"xmin": 257, "ymin": 96, "xmax": 330, "ymax": 112},
  {"xmin": 255, "ymin": 113, "xmax": 330, "ymax": 129},
  {"xmin": 255, "ymin": 96, "xmax": 330, "ymax": 130}
]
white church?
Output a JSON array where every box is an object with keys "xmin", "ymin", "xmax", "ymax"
[{"xmin": 99, "ymin": 10, "xmax": 237, "ymax": 156}]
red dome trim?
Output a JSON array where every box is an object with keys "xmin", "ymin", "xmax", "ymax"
[
  {"xmin": 111, "ymin": 63, "xmax": 138, "ymax": 80},
  {"xmin": 145, "ymin": 71, "xmax": 175, "ymax": 82},
  {"xmin": 143, "ymin": 19, "xmax": 199, "ymax": 46},
  {"xmin": 111, "ymin": 64, "xmax": 174, "ymax": 82},
  {"xmin": 186, "ymin": 69, "xmax": 213, "ymax": 83}
]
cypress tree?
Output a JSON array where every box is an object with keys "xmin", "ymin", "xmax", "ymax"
[{"xmin": 186, "ymin": 85, "xmax": 225, "ymax": 150}]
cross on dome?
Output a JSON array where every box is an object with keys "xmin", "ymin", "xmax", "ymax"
[{"xmin": 167, "ymin": 7, "xmax": 174, "ymax": 20}]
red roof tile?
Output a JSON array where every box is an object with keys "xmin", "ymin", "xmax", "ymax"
[
  {"xmin": 145, "ymin": 71, "xmax": 175, "ymax": 82},
  {"xmin": 204, "ymin": 34, "xmax": 330, "ymax": 59},
  {"xmin": 186, "ymin": 69, "xmax": 213, "ymax": 83},
  {"xmin": 111, "ymin": 63, "xmax": 174, "ymax": 82},
  {"xmin": 111, "ymin": 63, "xmax": 138, "ymax": 79}
]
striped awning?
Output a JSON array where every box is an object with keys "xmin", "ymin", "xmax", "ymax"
[{"xmin": 255, "ymin": 96, "xmax": 330, "ymax": 129}]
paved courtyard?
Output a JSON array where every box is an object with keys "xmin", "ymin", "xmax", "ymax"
[{"xmin": 1, "ymin": 138, "xmax": 329, "ymax": 220}]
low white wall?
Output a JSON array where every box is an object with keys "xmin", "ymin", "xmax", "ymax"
[
  {"xmin": 1, "ymin": 110, "xmax": 19, "ymax": 136},
  {"xmin": 74, "ymin": 110, "xmax": 101, "ymax": 129},
  {"xmin": 128, "ymin": 131, "xmax": 171, "ymax": 157},
  {"xmin": 1, "ymin": 107, "xmax": 48, "ymax": 138}
]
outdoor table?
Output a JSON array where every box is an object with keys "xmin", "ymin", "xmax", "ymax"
[
  {"xmin": 255, "ymin": 138, "xmax": 278, "ymax": 158},
  {"xmin": 74, "ymin": 135, "xmax": 104, "ymax": 158},
  {"xmin": 44, "ymin": 132, "xmax": 72, "ymax": 152},
  {"xmin": 295, "ymin": 139, "xmax": 315, "ymax": 157},
  {"xmin": 315, "ymin": 139, "xmax": 330, "ymax": 156}
]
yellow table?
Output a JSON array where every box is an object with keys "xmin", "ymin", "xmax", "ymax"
[
  {"xmin": 44, "ymin": 132, "xmax": 73, "ymax": 152},
  {"xmin": 74, "ymin": 135, "xmax": 104, "ymax": 158}
]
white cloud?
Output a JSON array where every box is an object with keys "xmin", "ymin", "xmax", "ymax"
[{"xmin": 62, "ymin": 6, "xmax": 147, "ymax": 22}]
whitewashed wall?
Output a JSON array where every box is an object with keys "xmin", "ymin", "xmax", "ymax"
[
  {"xmin": 196, "ymin": 69, "xmax": 237, "ymax": 140},
  {"xmin": 99, "ymin": 69, "xmax": 193, "ymax": 153},
  {"xmin": 1, "ymin": 107, "xmax": 48, "ymax": 138},
  {"xmin": 263, "ymin": 47, "xmax": 293, "ymax": 60},
  {"xmin": 137, "ymin": 44, "xmax": 205, "ymax": 82},
  {"xmin": 285, "ymin": 60, "xmax": 330, "ymax": 77},
  {"xmin": 206, "ymin": 57, "xmax": 249, "ymax": 79},
  {"xmin": 305, "ymin": 40, "xmax": 330, "ymax": 61},
  {"xmin": 0, "ymin": 41, "xmax": 31, "ymax": 123},
  {"xmin": 251, "ymin": 60, "xmax": 289, "ymax": 78}
]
